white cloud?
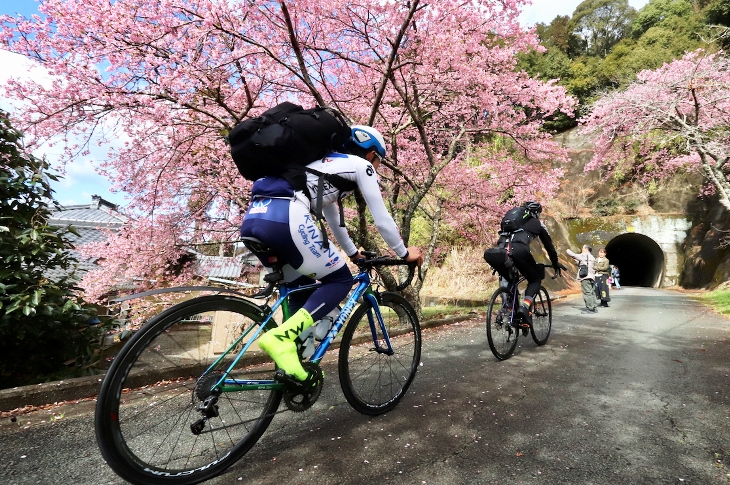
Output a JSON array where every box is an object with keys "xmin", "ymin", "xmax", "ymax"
[
  {"xmin": 0, "ymin": 48, "xmax": 49, "ymax": 112},
  {"xmin": 1, "ymin": 49, "xmax": 124, "ymax": 207}
]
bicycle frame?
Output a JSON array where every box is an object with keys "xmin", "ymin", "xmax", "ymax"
[
  {"xmin": 205, "ymin": 268, "xmax": 389, "ymax": 393},
  {"xmin": 503, "ymin": 262, "xmax": 550, "ymax": 325},
  {"xmin": 500, "ymin": 276, "xmax": 524, "ymax": 328}
]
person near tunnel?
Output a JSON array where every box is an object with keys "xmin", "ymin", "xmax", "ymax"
[
  {"xmin": 611, "ymin": 264, "xmax": 621, "ymax": 289},
  {"xmin": 594, "ymin": 248, "xmax": 611, "ymax": 307},
  {"xmin": 566, "ymin": 244, "xmax": 599, "ymax": 314}
]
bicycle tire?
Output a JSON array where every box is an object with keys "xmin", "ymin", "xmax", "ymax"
[
  {"xmin": 486, "ymin": 287, "xmax": 518, "ymax": 360},
  {"xmin": 95, "ymin": 295, "xmax": 282, "ymax": 485},
  {"xmin": 530, "ymin": 286, "xmax": 552, "ymax": 345},
  {"xmin": 338, "ymin": 292, "xmax": 421, "ymax": 415}
]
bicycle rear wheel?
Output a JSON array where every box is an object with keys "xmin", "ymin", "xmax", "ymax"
[
  {"xmin": 338, "ymin": 292, "xmax": 421, "ymax": 415},
  {"xmin": 486, "ymin": 287, "xmax": 518, "ymax": 360},
  {"xmin": 95, "ymin": 295, "xmax": 282, "ymax": 485},
  {"xmin": 530, "ymin": 286, "xmax": 552, "ymax": 345}
]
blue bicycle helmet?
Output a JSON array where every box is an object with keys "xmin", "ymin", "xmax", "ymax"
[{"xmin": 350, "ymin": 125, "xmax": 387, "ymax": 158}]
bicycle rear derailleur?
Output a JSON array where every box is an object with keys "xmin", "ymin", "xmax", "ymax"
[
  {"xmin": 189, "ymin": 372, "xmax": 225, "ymax": 435},
  {"xmin": 278, "ymin": 362, "xmax": 324, "ymax": 412}
]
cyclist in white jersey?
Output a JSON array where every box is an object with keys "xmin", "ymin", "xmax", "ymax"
[{"xmin": 240, "ymin": 125, "xmax": 423, "ymax": 384}]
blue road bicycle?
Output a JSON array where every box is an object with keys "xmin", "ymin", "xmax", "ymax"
[{"xmin": 95, "ymin": 251, "xmax": 421, "ymax": 485}]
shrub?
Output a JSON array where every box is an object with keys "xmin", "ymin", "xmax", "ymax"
[
  {"xmin": 593, "ymin": 197, "xmax": 621, "ymax": 216},
  {"xmin": 0, "ymin": 111, "xmax": 104, "ymax": 388}
]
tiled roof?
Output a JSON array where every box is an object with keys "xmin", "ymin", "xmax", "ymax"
[
  {"xmin": 49, "ymin": 196, "xmax": 126, "ymax": 229},
  {"xmin": 193, "ymin": 255, "xmax": 246, "ymax": 279},
  {"xmin": 47, "ymin": 196, "xmax": 259, "ymax": 285},
  {"xmin": 46, "ymin": 196, "xmax": 125, "ymax": 280},
  {"xmin": 44, "ymin": 226, "xmax": 109, "ymax": 280}
]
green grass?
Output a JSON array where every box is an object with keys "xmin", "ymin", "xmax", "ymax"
[{"xmin": 693, "ymin": 289, "xmax": 730, "ymax": 316}]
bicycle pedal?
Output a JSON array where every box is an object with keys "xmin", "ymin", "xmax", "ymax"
[{"xmin": 274, "ymin": 369, "xmax": 305, "ymax": 387}]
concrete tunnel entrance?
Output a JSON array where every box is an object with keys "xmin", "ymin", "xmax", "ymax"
[{"xmin": 605, "ymin": 233, "xmax": 665, "ymax": 287}]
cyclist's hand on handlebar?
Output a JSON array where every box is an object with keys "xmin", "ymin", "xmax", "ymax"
[
  {"xmin": 404, "ymin": 246, "xmax": 424, "ymax": 267},
  {"xmin": 553, "ymin": 262, "xmax": 568, "ymax": 277},
  {"xmin": 349, "ymin": 251, "xmax": 364, "ymax": 263}
]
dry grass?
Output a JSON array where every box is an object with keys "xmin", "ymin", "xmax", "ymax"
[{"xmin": 422, "ymin": 246, "xmax": 497, "ymax": 301}]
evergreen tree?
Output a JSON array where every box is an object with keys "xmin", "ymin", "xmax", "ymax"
[
  {"xmin": 521, "ymin": 0, "xmax": 716, "ymax": 123},
  {"xmin": 0, "ymin": 110, "xmax": 102, "ymax": 388},
  {"xmin": 572, "ymin": 0, "xmax": 637, "ymax": 57}
]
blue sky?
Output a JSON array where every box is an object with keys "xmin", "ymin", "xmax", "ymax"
[
  {"xmin": 519, "ymin": 0, "xmax": 650, "ymax": 26},
  {"xmin": 1, "ymin": 0, "xmax": 649, "ymax": 208}
]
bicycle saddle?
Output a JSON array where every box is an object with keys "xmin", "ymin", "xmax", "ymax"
[{"xmin": 240, "ymin": 236, "xmax": 274, "ymax": 255}]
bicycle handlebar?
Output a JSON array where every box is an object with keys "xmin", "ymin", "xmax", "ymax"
[
  {"xmin": 356, "ymin": 251, "xmax": 418, "ymax": 291},
  {"xmin": 542, "ymin": 262, "xmax": 567, "ymax": 280}
]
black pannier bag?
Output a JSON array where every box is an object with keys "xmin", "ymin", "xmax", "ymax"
[{"xmin": 483, "ymin": 247, "xmax": 519, "ymax": 282}]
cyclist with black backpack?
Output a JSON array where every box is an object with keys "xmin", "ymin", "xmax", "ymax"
[
  {"xmin": 484, "ymin": 201, "xmax": 564, "ymax": 325},
  {"xmin": 240, "ymin": 125, "xmax": 423, "ymax": 385}
]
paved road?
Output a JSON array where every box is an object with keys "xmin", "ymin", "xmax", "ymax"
[{"xmin": 1, "ymin": 287, "xmax": 729, "ymax": 484}]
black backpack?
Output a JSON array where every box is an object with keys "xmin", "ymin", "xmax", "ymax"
[
  {"xmin": 228, "ymin": 102, "xmax": 351, "ymax": 181},
  {"xmin": 499, "ymin": 206, "xmax": 533, "ymax": 236},
  {"xmin": 229, "ymin": 102, "xmax": 356, "ymax": 249}
]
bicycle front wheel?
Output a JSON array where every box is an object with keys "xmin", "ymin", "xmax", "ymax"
[
  {"xmin": 486, "ymin": 287, "xmax": 518, "ymax": 360},
  {"xmin": 530, "ymin": 286, "xmax": 552, "ymax": 345},
  {"xmin": 95, "ymin": 295, "xmax": 282, "ymax": 485},
  {"xmin": 338, "ymin": 292, "xmax": 421, "ymax": 415}
]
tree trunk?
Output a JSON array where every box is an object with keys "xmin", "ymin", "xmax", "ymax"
[{"xmin": 698, "ymin": 150, "xmax": 730, "ymax": 211}]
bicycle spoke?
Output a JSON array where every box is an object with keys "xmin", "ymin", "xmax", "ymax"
[
  {"xmin": 530, "ymin": 287, "xmax": 552, "ymax": 345},
  {"xmin": 339, "ymin": 293, "xmax": 421, "ymax": 415},
  {"xmin": 96, "ymin": 296, "xmax": 283, "ymax": 484},
  {"xmin": 487, "ymin": 288, "xmax": 518, "ymax": 360}
]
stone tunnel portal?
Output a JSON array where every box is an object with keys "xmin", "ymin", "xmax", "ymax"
[{"xmin": 605, "ymin": 233, "xmax": 665, "ymax": 287}]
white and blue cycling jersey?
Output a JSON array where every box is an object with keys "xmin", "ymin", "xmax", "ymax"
[{"xmin": 240, "ymin": 152, "xmax": 407, "ymax": 320}]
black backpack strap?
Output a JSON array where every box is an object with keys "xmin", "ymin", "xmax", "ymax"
[
  {"xmin": 283, "ymin": 166, "xmax": 355, "ymax": 251},
  {"xmin": 302, "ymin": 166, "xmax": 356, "ymax": 225},
  {"xmin": 278, "ymin": 164, "xmax": 358, "ymax": 250}
]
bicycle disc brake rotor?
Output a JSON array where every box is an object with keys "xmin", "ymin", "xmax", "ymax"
[{"xmin": 282, "ymin": 362, "xmax": 324, "ymax": 412}]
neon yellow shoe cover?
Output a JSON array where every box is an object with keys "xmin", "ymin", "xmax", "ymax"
[{"xmin": 258, "ymin": 308, "xmax": 314, "ymax": 381}]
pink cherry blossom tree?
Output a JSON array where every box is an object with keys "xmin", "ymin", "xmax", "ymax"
[
  {"xmin": 582, "ymin": 49, "xmax": 730, "ymax": 210},
  {"xmin": 1, "ymin": 0, "xmax": 573, "ymax": 304}
]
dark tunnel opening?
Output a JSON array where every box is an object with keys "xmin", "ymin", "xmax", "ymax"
[{"xmin": 605, "ymin": 233, "xmax": 664, "ymax": 287}]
